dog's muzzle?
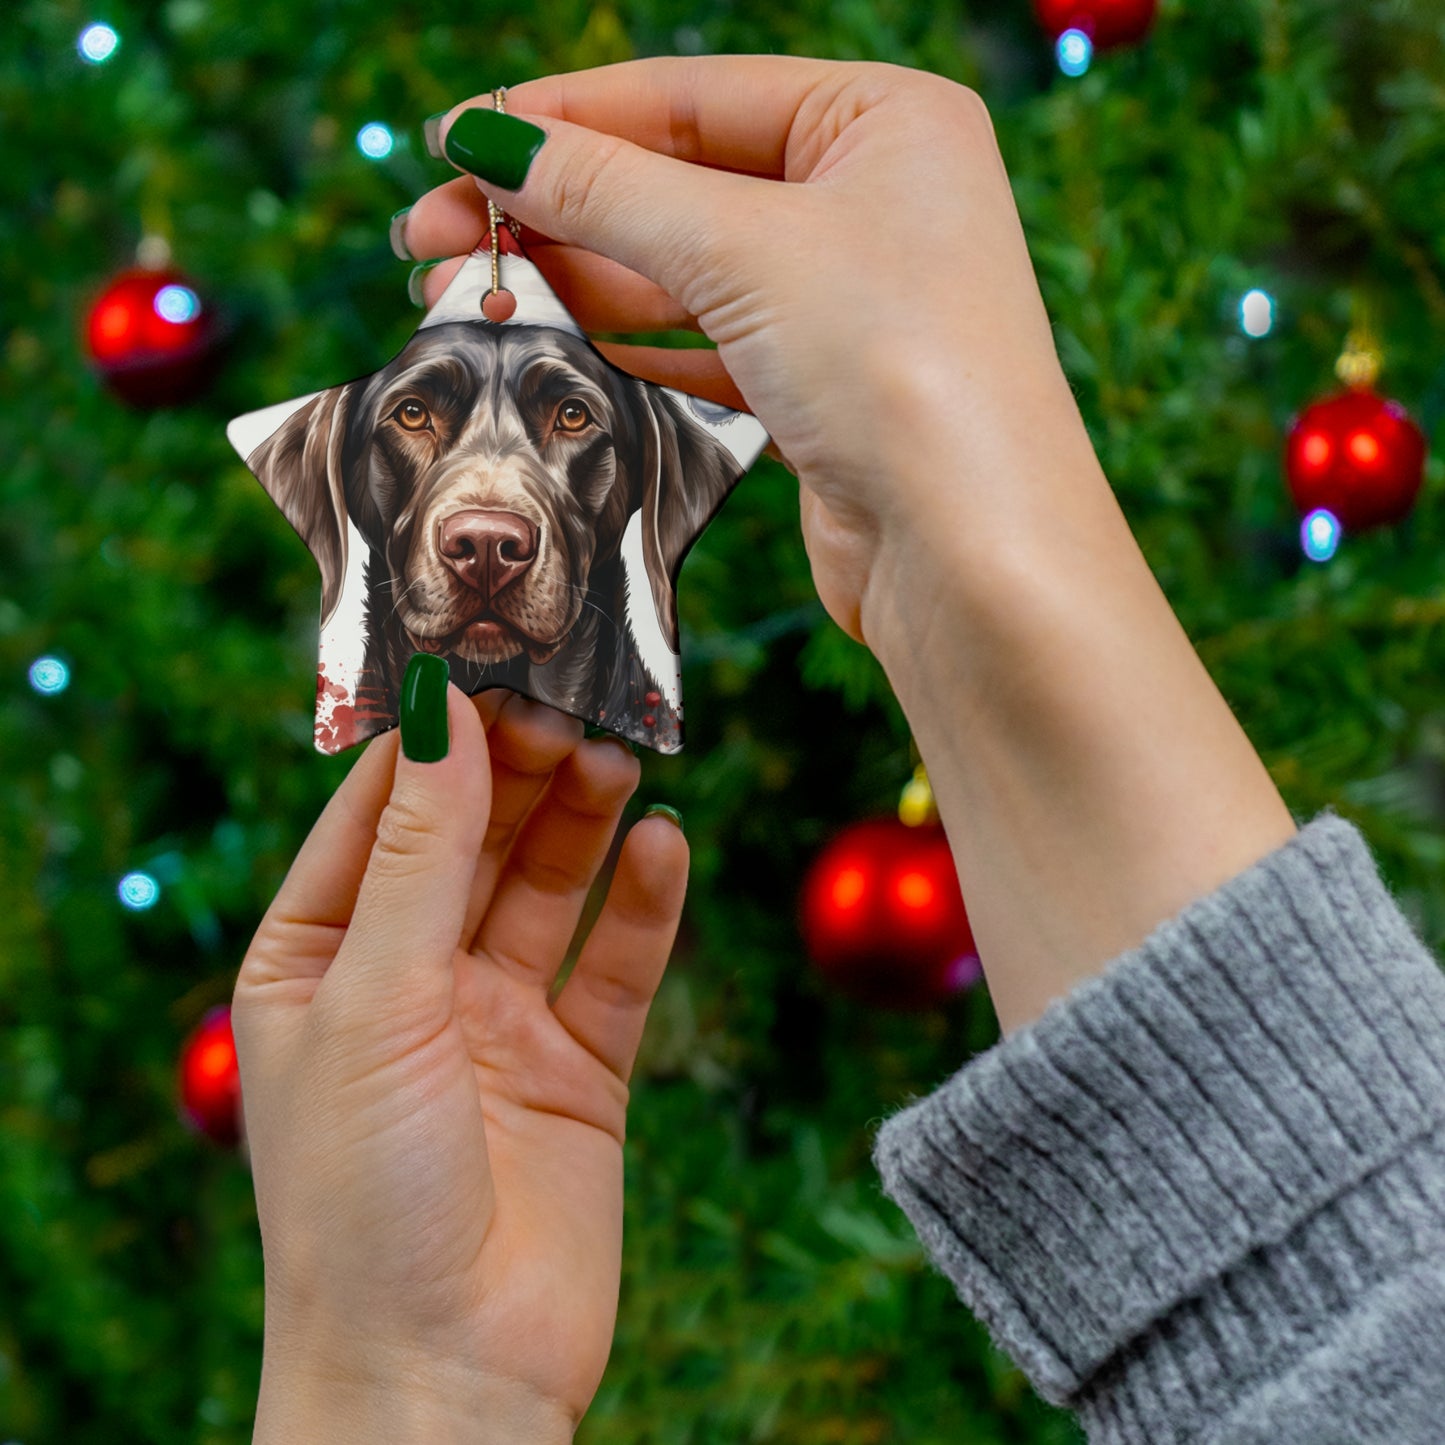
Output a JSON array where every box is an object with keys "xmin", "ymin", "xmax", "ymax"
[
  {"xmin": 411, "ymin": 507, "xmax": 564, "ymax": 665},
  {"xmin": 438, "ymin": 508, "xmax": 538, "ymax": 601}
]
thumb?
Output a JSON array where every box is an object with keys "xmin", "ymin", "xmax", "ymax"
[
  {"xmin": 438, "ymin": 103, "xmax": 767, "ymax": 321},
  {"xmin": 323, "ymin": 659, "xmax": 491, "ymax": 1028}
]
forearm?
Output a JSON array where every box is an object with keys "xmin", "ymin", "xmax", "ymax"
[{"xmin": 859, "ymin": 389, "xmax": 1297, "ymax": 1034}]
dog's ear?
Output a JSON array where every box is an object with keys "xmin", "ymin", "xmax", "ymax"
[
  {"xmin": 635, "ymin": 386, "xmax": 743, "ymax": 649},
  {"xmin": 245, "ymin": 384, "xmax": 353, "ymax": 624}
]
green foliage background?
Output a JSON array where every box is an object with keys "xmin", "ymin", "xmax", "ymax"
[{"xmin": 4, "ymin": 0, "xmax": 1445, "ymax": 1439}]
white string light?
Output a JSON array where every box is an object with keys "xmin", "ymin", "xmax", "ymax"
[
  {"xmin": 78, "ymin": 23, "xmax": 120, "ymax": 64},
  {"xmin": 356, "ymin": 122, "xmax": 394, "ymax": 159},
  {"xmin": 28, "ymin": 657, "xmax": 70, "ymax": 695}
]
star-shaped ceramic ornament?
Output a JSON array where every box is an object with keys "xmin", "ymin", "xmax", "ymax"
[{"xmin": 226, "ymin": 226, "xmax": 769, "ymax": 755}]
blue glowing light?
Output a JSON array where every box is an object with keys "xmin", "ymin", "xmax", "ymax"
[
  {"xmin": 357, "ymin": 123, "xmax": 395, "ymax": 159},
  {"xmin": 153, "ymin": 284, "xmax": 201, "ymax": 324},
  {"xmin": 78, "ymin": 23, "xmax": 120, "ymax": 64},
  {"xmin": 118, "ymin": 871, "xmax": 161, "ymax": 911},
  {"xmin": 28, "ymin": 657, "xmax": 70, "ymax": 695},
  {"xmin": 1057, "ymin": 28, "xmax": 1093, "ymax": 77},
  {"xmin": 1240, "ymin": 288, "xmax": 1275, "ymax": 338},
  {"xmin": 1301, "ymin": 508, "xmax": 1341, "ymax": 563}
]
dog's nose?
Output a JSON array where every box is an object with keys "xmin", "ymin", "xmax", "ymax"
[{"xmin": 438, "ymin": 510, "xmax": 538, "ymax": 600}]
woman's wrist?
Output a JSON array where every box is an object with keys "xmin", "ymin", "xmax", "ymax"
[
  {"xmin": 858, "ymin": 384, "xmax": 1296, "ymax": 1034},
  {"xmin": 254, "ymin": 1344, "xmax": 575, "ymax": 1445}
]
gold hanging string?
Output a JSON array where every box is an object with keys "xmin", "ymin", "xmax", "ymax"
[{"xmin": 484, "ymin": 87, "xmax": 521, "ymax": 310}]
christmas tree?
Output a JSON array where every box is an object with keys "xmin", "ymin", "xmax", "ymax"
[{"xmin": 4, "ymin": 1, "xmax": 1444, "ymax": 1440}]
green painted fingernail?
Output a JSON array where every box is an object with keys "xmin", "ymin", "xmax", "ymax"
[
  {"xmin": 400, "ymin": 653, "xmax": 450, "ymax": 762},
  {"xmin": 407, "ymin": 261, "xmax": 439, "ymax": 307},
  {"xmin": 585, "ymin": 724, "xmax": 637, "ymax": 754},
  {"xmin": 644, "ymin": 804, "xmax": 684, "ymax": 833},
  {"xmin": 389, "ymin": 206, "xmax": 413, "ymax": 261},
  {"xmin": 443, "ymin": 107, "xmax": 546, "ymax": 192},
  {"xmin": 423, "ymin": 112, "xmax": 447, "ymax": 159}
]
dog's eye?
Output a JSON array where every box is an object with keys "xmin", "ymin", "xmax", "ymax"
[
  {"xmin": 394, "ymin": 399, "xmax": 432, "ymax": 432},
  {"xmin": 555, "ymin": 399, "xmax": 592, "ymax": 433}
]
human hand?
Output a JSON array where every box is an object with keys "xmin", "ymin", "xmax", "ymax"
[
  {"xmin": 399, "ymin": 56, "xmax": 1102, "ymax": 650},
  {"xmin": 399, "ymin": 59, "xmax": 1298, "ymax": 1042},
  {"xmin": 233, "ymin": 681, "xmax": 688, "ymax": 1443}
]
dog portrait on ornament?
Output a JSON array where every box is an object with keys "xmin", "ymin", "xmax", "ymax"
[{"xmin": 227, "ymin": 227, "xmax": 768, "ymax": 755}]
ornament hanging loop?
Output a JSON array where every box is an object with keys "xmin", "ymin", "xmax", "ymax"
[{"xmin": 481, "ymin": 87, "xmax": 520, "ymax": 324}]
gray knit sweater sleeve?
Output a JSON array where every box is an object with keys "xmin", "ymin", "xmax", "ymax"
[{"xmin": 871, "ymin": 809, "xmax": 1445, "ymax": 1442}]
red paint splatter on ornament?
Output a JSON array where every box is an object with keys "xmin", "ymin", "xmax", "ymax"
[{"xmin": 315, "ymin": 667, "xmax": 361, "ymax": 753}]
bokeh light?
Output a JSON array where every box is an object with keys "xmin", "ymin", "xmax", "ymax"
[
  {"xmin": 78, "ymin": 23, "xmax": 120, "ymax": 64},
  {"xmin": 1057, "ymin": 29, "xmax": 1093, "ymax": 76},
  {"xmin": 1348, "ymin": 430, "xmax": 1381, "ymax": 466},
  {"xmin": 1301, "ymin": 508, "xmax": 1342, "ymax": 563},
  {"xmin": 1240, "ymin": 288, "xmax": 1275, "ymax": 338},
  {"xmin": 118, "ymin": 871, "xmax": 161, "ymax": 910},
  {"xmin": 1299, "ymin": 431, "xmax": 1331, "ymax": 472},
  {"xmin": 895, "ymin": 870, "xmax": 936, "ymax": 911},
  {"xmin": 830, "ymin": 865, "xmax": 867, "ymax": 911},
  {"xmin": 946, "ymin": 952, "xmax": 983, "ymax": 992},
  {"xmin": 28, "ymin": 656, "xmax": 70, "ymax": 695},
  {"xmin": 153, "ymin": 284, "xmax": 201, "ymax": 324},
  {"xmin": 356, "ymin": 122, "xmax": 394, "ymax": 159}
]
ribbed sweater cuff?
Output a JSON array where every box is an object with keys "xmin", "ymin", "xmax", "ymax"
[{"xmin": 871, "ymin": 810, "xmax": 1445, "ymax": 1414}]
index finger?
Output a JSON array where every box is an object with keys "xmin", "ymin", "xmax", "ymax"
[{"xmin": 492, "ymin": 55, "xmax": 852, "ymax": 178}]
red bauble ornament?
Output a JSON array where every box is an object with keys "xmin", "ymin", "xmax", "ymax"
[
  {"xmin": 85, "ymin": 267, "xmax": 220, "ymax": 407},
  {"xmin": 799, "ymin": 818, "xmax": 980, "ymax": 1010},
  {"xmin": 178, "ymin": 1005, "xmax": 243, "ymax": 1147},
  {"xmin": 1033, "ymin": 0, "xmax": 1157, "ymax": 49},
  {"xmin": 1285, "ymin": 388, "xmax": 1427, "ymax": 533}
]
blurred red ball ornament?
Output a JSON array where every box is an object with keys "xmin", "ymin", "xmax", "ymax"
[
  {"xmin": 1033, "ymin": 0, "xmax": 1157, "ymax": 48},
  {"xmin": 1285, "ymin": 388, "xmax": 1427, "ymax": 533},
  {"xmin": 178, "ymin": 1005, "xmax": 242, "ymax": 1147},
  {"xmin": 799, "ymin": 817, "xmax": 980, "ymax": 1010},
  {"xmin": 85, "ymin": 267, "xmax": 220, "ymax": 407}
]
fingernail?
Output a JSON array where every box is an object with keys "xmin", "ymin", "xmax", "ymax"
[
  {"xmin": 423, "ymin": 112, "xmax": 447, "ymax": 160},
  {"xmin": 407, "ymin": 261, "xmax": 438, "ymax": 308},
  {"xmin": 389, "ymin": 206, "xmax": 413, "ymax": 261},
  {"xmin": 644, "ymin": 804, "xmax": 684, "ymax": 833},
  {"xmin": 443, "ymin": 107, "xmax": 546, "ymax": 192},
  {"xmin": 400, "ymin": 653, "xmax": 450, "ymax": 762},
  {"xmin": 585, "ymin": 723, "xmax": 637, "ymax": 753}
]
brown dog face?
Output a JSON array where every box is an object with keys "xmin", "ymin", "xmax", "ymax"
[
  {"xmin": 241, "ymin": 320, "xmax": 754, "ymax": 725},
  {"xmin": 338, "ymin": 325, "xmax": 643, "ymax": 668}
]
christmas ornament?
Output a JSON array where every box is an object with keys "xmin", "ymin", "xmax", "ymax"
[
  {"xmin": 799, "ymin": 813, "xmax": 980, "ymax": 1011},
  {"xmin": 897, "ymin": 763, "xmax": 939, "ymax": 828},
  {"xmin": 1033, "ymin": 0, "xmax": 1157, "ymax": 50},
  {"xmin": 86, "ymin": 266, "xmax": 219, "ymax": 407},
  {"xmin": 178, "ymin": 1006, "xmax": 242, "ymax": 1147},
  {"xmin": 1285, "ymin": 335, "xmax": 1427, "ymax": 534},
  {"xmin": 228, "ymin": 93, "xmax": 768, "ymax": 757}
]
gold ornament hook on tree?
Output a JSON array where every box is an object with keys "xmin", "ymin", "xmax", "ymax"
[
  {"xmin": 1335, "ymin": 297, "xmax": 1383, "ymax": 390},
  {"xmin": 898, "ymin": 763, "xmax": 938, "ymax": 828}
]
